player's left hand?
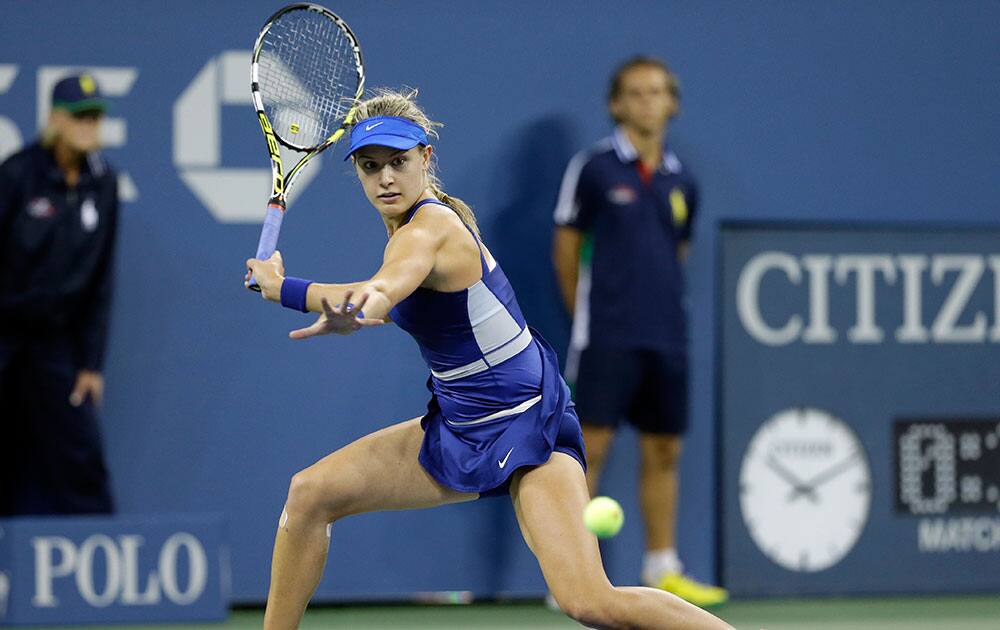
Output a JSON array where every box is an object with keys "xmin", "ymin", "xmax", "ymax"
[
  {"xmin": 245, "ymin": 251, "xmax": 286, "ymax": 301},
  {"xmin": 70, "ymin": 370, "xmax": 104, "ymax": 407},
  {"xmin": 289, "ymin": 290, "xmax": 383, "ymax": 339}
]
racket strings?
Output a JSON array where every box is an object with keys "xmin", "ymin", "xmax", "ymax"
[{"xmin": 257, "ymin": 9, "xmax": 359, "ymax": 149}]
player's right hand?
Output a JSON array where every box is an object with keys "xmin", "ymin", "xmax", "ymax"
[{"xmin": 245, "ymin": 251, "xmax": 286, "ymax": 301}]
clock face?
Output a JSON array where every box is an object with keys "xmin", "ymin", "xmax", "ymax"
[{"xmin": 739, "ymin": 407, "xmax": 871, "ymax": 572}]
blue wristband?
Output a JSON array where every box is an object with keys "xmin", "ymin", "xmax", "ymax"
[{"xmin": 280, "ymin": 277, "xmax": 313, "ymax": 312}]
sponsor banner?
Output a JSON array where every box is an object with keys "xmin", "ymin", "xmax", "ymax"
[
  {"xmin": 718, "ymin": 223, "xmax": 1000, "ymax": 596},
  {"xmin": 0, "ymin": 55, "xmax": 321, "ymax": 219},
  {"xmin": 0, "ymin": 515, "xmax": 228, "ymax": 626}
]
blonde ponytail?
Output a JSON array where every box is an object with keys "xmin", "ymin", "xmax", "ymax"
[{"xmin": 353, "ymin": 88, "xmax": 480, "ymax": 238}]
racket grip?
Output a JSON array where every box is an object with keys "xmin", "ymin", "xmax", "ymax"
[{"xmin": 247, "ymin": 202, "xmax": 285, "ymax": 292}]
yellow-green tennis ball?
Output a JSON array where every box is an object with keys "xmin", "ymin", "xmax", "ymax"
[{"xmin": 583, "ymin": 496, "xmax": 624, "ymax": 538}]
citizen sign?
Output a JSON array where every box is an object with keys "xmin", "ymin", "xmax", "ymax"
[
  {"xmin": 32, "ymin": 533, "xmax": 208, "ymax": 608},
  {"xmin": 737, "ymin": 252, "xmax": 1000, "ymax": 346}
]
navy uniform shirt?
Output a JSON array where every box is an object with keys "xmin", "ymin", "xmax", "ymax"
[
  {"xmin": 0, "ymin": 142, "xmax": 119, "ymax": 370},
  {"xmin": 554, "ymin": 127, "xmax": 698, "ymax": 354}
]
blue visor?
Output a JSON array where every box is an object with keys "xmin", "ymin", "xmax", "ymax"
[{"xmin": 344, "ymin": 115, "xmax": 429, "ymax": 161}]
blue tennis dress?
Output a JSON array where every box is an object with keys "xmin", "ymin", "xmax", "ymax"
[{"xmin": 389, "ymin": 199, "xmax": 586, "ymax": 496}]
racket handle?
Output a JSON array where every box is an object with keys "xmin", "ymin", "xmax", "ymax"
[{"xmin": 247, "ymin": 202, "xmax": 285, "ymax": 292}]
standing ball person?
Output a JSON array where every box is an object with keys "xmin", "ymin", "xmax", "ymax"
[
  {"xmin": 0, "ymin": 74, "xmax": 117, "ymax": 515},
  {"xmin": 552, "ymin": 56, "xmax": 727, "ymax": 606},
  {"xmin": 246, "ymin": 89, "xmax": 732, "ymax": 630}
]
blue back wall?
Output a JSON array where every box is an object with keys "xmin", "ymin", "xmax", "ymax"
[{"xmin": 2, "ymin": 0, "xmax": 996, "ymax": 600}]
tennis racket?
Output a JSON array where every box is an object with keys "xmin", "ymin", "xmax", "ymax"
[{"xmin": 247, "ymin": 2, "xmax": 365, "ymax": 291}]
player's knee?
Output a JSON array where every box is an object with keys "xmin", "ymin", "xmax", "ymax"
[
  {"xmin": 284, "ymin": 471, "xmax": 322, "ymax": 516},
  {"xmin": 550, "ymin": 580, "xmax": 620, "ymax": 629},
  {"xmin": 556, "ymin": 590, "xmax": 617, "ymax": 629},
  {"xmin": 284, "ymin": 467, "xmax": 347, "ymax": 522},
  {"xmin": 286, "ymin": 459, "xmax": 367, "ymax": 522}
]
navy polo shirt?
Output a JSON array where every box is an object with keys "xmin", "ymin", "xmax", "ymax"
[
  {"xmin": 554, "ymin": 127, "xmax": 698, "ymax": 354},
  {"xmin": 0, "ymin": 142, "xmax": 119, "ymax": 370}
]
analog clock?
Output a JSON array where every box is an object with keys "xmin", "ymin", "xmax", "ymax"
[{"xmin": 739, "ymin": 407, "xmax": 871, "ymax": 572}]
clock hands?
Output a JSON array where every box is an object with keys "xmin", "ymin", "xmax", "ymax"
[
  {"xmin": 766, "ymin": 450, "xmax": 863, "ymax": 503},
  {"xmin": 787, "ymin": 451, "xmax": 862, "ymax": 502},
  {"xmin": 765, "ymin": 455, "xmax": 818, "ymax": 503}
]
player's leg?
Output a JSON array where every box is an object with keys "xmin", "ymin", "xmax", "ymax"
[
  {"xmin": 264, "ymin": 417, "xmax": 477, "ymax": 630},
  {"xmin": 510, "ymin": 452, "xmax": 732, "ymax": 629}
]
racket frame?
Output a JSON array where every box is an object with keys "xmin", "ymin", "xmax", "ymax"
[{"xmin": 247, "ymin": 3, "xmax": 365, "ymax": 291}]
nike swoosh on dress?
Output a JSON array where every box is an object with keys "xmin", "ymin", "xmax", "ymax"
[{"xmin": 498, "ymin": 447, "xmax": 514, "ymax": 468}]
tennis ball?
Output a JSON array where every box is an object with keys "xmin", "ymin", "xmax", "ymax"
[{"xmin": 583, "ymin": 496, "xmax": 624, "ymax": 538}]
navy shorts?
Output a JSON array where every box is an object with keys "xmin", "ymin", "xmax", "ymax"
[{"xmin": 569, "ymin": 346, "xmax": 688, "ymax": 435}]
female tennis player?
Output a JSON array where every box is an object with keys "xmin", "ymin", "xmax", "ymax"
[{"xmin": 245, "ymin": 89, "xmax": 732, "ymax": 630}]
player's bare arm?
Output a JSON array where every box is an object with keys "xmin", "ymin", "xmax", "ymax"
[{"xmin": 342, "ymin": 213, "xmax": 444, "ymax": 321}]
